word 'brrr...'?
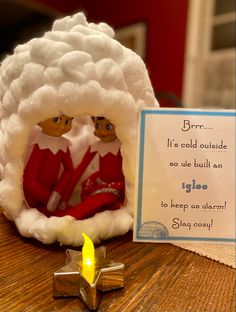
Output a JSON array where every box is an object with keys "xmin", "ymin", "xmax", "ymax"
[{"xmin": 181, "ymin": 120, "xmax": 212, "ymax": 132}]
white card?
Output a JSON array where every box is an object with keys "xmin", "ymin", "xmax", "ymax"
[{"xmin": 133, "ymin": 108, "xmax": 236, "ymax": 243}]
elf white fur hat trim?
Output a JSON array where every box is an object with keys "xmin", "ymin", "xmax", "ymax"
[{"xmin": 0, "ymin": 12, "xmax": 158, "ymax": 245}]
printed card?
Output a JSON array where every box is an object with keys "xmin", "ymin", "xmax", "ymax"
[{"xmin": 133, "ymin": 108, "xmax": 236, "ymax": 243}]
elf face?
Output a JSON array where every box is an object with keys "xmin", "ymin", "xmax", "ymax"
[
  {"xmin": 93, "ymin": 117, "xmax": 117, "ymax": 143},
  {"xmin": 38, "ymin": 115, "xmax": 73, "ymax": 137}
]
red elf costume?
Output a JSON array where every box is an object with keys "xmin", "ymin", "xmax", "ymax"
[
  {"xmin": 23, "ymin": 115, "xmax": 94, "ymax": 215},
  {"xmin": 53, "ymin": 117, "xmax": 125, "ymax": 219},
  {"xmin": 23, "ymin": 128, "xmax": 74, "ymax": 209}
]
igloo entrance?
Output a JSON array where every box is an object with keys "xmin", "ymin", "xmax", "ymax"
[{"xmin": 23, "ymin": 114, "xmax": 126, "ymax": 220}]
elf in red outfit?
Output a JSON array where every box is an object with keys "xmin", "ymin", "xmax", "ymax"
[
  {"xmin": 23, "ymin": 115, "xmax": 95, "ymax": 215},
  {"xmin": 53, "ymin": 117, "xmax": 125, "ymax": 219}
]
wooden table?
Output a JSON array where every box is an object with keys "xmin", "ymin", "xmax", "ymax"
[{"xmin": 0, "ymin": 211, "xmax": 235, "ymax": 312}]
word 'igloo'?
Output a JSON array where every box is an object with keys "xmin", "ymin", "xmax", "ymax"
[{"xmin": 0, "ymin": 12, "xmax": 158, "ymax": 245}]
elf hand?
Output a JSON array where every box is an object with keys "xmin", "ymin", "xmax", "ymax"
[
  {"xmin": 58, "ymin": 201, "xmax": 67, "ymax": 210},
  {"xmin": 47, "ymin": 191, "xmax": 61, "ymax": 212}
]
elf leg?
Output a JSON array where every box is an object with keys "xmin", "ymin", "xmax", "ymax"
[{"xmin": 53, "ymin": 192, "xmax": 121, "ymax": 219}]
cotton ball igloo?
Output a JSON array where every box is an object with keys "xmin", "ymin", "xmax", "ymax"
[{"xmin": 0, "ymin": 12, "xmax": 158, "ymax": 246}]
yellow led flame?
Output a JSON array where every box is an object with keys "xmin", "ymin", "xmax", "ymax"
[
  {"xmin": 82, "ymin": 232, "xmax": 95, "ymax": 266},
  {"xmin": 81, "ymin": 233, "xmax": 95, "ymax": 284}
]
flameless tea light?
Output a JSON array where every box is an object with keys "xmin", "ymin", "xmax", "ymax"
[{"xmin": 53, "ymin": 233, "xmax": 125, "ymax": 310}]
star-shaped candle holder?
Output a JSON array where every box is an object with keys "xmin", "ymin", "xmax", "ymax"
[{"xmin": 53, "ymin": 234, "xmax": 124, "ymax": 310}]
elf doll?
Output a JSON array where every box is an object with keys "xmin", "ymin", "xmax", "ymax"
[
  {"xmin": 23, "ymin": 114, "xmax": 95, "ymax": 215},
  {"xmin": 53, "ymin": 116, "xmax": 125, "ymax": 219}
]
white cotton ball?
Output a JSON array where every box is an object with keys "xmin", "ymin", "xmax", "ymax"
[
  {"xmin": 18, "ymin": 63, "xmax": 45, "ymax": 98},
  {"xmin": 100, "ymin": 89, "xmax": 136, "ymax": 123},
  {"xmin": 0, "ymin": 161, "xmax": 23, "ymax": 218},
  {"xmin": 15, "ymin": 209, "xmax": 43, "ymax": 238},
  {"xmin": 30, "ymin": 38, "xmax": 72, "ymax": 65},
  {"xmin": 52, "ymin": 16, "xmax": 73, "ymax": 31},
  {"xmin": 44, "ymin": 66, "xmax": 65, "ymax": 86},
  {"xmin": 18, "ymin": 85, "xmax": 60, "ymax": 123},
  {"xmin": 10, "ymin": 79, "xmax": 24, "ymax": 102},
  {"xmin": 14, "ymin": 41, "xmax": 31, "ymax": 54},
  {"xmin": 106, "ymin": 39, "xmax": 124, "ymax": 62},
  {"xmin": 92, "ymin": 208, "xmax": 132, "ymax": 241},
  {"xmin": 4, "ymin": 161, "xmax": 23, "ymax": 185},
  {"xmin": 2, "ymin": 90, "xmax": 18, "ymax": 114},
  {"xmin": 15, "ymin": 208, "xmax": 58, "ymax": 244},
  {"xmin": 48, "ymin": 216, "xmax": 84, "ymax": 245},
  {"xmin": 58, "ymin": 80, "xmax": 103, "ymax": 116},
  {"xmin": 84, "ymin": 35, "xmax": 110, "ymax": 62},
  {"xmin": 59, "ymin": 51, "xmax": 96, "ymax": 84},
  {"xmin": 121, "ymin": 53, "xmax": 157, "ymax": 105},
  {"xmin": 0, "ymin": 163, "xmax": 3, "ymax": 180},
  {"xmin": 95, "ymin": 58, "xmax": 127, "ymax": 90},
  {"xmin": 71, "ymin": 12, "xmax": 88, "ymax": 27},
  {"xmin": 45, "ymin": 31, "xmax": 85, "ymax": 51},
  {"xmin": 0, "ymin": 129, "xmax": 5, "ymax": 164},
  {"xmin": 0, "ymin": 117, "xmax": 7, "ymax": 131},
  {"xmin": 52, "ymin": 12, "xmax": 88, "ymax": 32},
  {"xmin": 89, "ymin": 22, "xmax": 115, "ymax": 38},
  {"xmin": 1, "ymin": 52, "xmax": 30, "ymax": 86},
  {"xmin": 84, "ymin": 35, "xmax": 124, "ymax": 63},
  {"xmin": 4, "ymin": 114, "xmax": 30, "ymax": 159},
  {"xmin": 0, "ymin": 77, "xmax": 6, "ymax": 99}
]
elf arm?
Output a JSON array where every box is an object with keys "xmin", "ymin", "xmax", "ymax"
[
  {"xmin": 54, "ymin": 147, "xmax": 74, "ymax": 199},
  {"xmin": 47, "ymin": 147, "xmax": 74, "ymax": 211},
  {"xmin": 23, "ymin": 144, "xmax": 51, "ymax": 205},
  {"xmin": 59, "ymin": 147, "xmax": 97, "ymax": 203}
]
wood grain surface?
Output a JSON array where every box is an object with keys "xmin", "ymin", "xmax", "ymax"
[{"xmin": 0, "ymin": 211, "xmax": 235, "ymax": 312}]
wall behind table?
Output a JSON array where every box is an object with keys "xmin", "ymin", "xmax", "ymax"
[{"xmin": 36, "ymin": 0, "xmax": 189, "ymax": 107}]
